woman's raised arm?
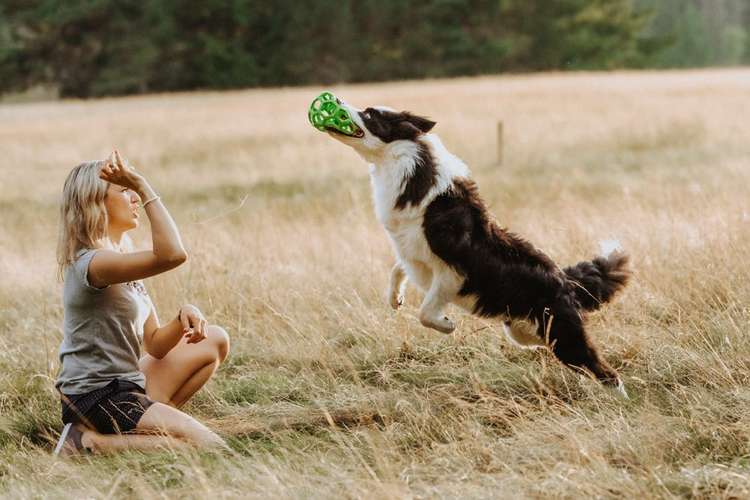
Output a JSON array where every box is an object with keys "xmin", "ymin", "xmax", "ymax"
[{"xmin": 88, "ymin": 150, "xmax": 187, "ymax": 287}]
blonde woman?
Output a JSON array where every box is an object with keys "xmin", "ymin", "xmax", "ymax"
[{"xmin": 53, "ymin": 151, "xmax": 230, "ymax": 455}]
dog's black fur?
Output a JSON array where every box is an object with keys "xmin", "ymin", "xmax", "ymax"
[{"xmin": 423, "ymin": 176, "xmax": 630, "ymax": 384}]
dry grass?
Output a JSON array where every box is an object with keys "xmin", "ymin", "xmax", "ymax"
[{"xmin": 1, "ymin": 68, "xmax": 750, "ymax": 498}]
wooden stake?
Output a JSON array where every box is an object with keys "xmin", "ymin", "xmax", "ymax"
[{"xmin": 497, "ymin": 121, "xmax": 504, "ymax": 166}]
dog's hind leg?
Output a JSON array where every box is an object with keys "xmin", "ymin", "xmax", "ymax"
[
  {"xmin": 545, "ymin": 310, "xmax": 627, "ymax": 398},
  {"xmin": 418, "ymin": 268, "xmax": 461, "ymax": 334},
  {"xmin": 503, "ymin": 319, "xmax": 546, "ymax": 348},
  {"xmin": 388, "ymin": 262, "xmax": 407, "ymax": 310}
]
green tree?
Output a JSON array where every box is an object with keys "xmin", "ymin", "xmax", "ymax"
[
  {"xmin": 0, "ymin": 0, "xmax": 164, "ymax": 97},
  {"xmin": 0, "ymin": 0, "xmax": 665, "ymax": 98},
  {"xmin": 501, "ymin": 0, "xmax": 654, "ymax": 70},
  {"xmin": 637, "ymin": 0, "xmax": 748, "ymax": 68}
]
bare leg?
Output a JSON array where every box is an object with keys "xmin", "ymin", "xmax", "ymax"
[
  {"xmin": 77, "ymin": 402, "xmax": 226, "ymax": 453},
  {"xmin": 388, "ymin": 262, "xmax": 407, "ymax": 310},
  {"xmin": 136, "ymin": 402, "xmax": 226, "ymax": 448},
  {"xmin": 170, "ymin": 361, "xmax": 219, "ymax": 408},
  {"xmin": 79, "ymin": 427, "xmax": 191, "ymax": 454},
  {"xmin": 418, "ymin": 270, "xmax": 459, "ymax": 334},
  {"xmin": 139, "ymin": 325, "xmax": 229, "ymax": 407}
]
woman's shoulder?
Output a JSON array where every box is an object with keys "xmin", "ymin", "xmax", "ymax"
[
  {"xmin": 74, "ymin": 247, "xmax": 97, "ymax": 259},
  {"xmin": 72, "ymin": 248, "xmax": 99, "ymax": 271},
  {"xmin": 67, "ymin": 248, "xmax": 107, "ymax": 292}
]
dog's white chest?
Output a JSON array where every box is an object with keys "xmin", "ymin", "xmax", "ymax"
[
  {"xmin": 370, "ymin": 168, "xmax": 431, "ymax": 262},
  {"xmin": 384, "ymin": 209, "xmax": 427, "ymax": 258}
]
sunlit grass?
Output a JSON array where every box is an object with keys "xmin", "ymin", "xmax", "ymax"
[{"xmin": 1, "ymin": 68, "xmax": 750, "ymax": 498}]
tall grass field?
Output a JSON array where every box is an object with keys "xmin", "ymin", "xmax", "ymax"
[{"xmin": 1, "ymin": 69, "xmax": 750, "ymax": 498}]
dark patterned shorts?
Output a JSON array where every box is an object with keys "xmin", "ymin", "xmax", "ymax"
[{"xmin": 61, "ymin": 379, "xmax": 155, "ymax": 434}]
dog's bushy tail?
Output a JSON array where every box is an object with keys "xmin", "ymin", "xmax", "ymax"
[{"xmin": 563, "ymin": 245, "xmax": 631, "ymax": 312}]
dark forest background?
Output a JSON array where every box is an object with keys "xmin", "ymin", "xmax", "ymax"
[{"xmin": 0, "ymin": 0, "xmax": 747, "ymax": 99}]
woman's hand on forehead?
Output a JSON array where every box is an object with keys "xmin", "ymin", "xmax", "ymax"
[{"xmin": 100, "ymin": 149, "xmax": 145, "ymax": 192}]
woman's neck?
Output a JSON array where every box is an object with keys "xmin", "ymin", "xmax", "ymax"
[{"xmin": 106, "ymin": 227, "xmax": 126, "ymax": 251}]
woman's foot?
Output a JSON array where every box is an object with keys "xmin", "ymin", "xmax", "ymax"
[{"xmin": 53, "ymin": 423, "xmax": 92, "ymax": 457}]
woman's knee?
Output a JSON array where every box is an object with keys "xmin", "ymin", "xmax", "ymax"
[{"xmin": 206, "ymin": 325, "xmax": 230, "ymax": 362}]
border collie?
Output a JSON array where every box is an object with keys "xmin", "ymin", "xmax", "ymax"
[{"xmin": 323, "ymin": 98, "xmax": 631, "ymax": 396}]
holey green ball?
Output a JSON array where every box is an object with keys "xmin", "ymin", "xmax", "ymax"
[{"xmin": 308, "ymin": 92, "xmax": 363, "ymax": 137}]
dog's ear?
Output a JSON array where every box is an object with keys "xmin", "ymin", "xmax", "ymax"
[{"xmin": 402, "ymin": 112, "xmax": 436, "ymax": 133}]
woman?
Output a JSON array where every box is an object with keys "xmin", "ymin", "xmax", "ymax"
[{"xmin": 53, "ymin": 151, "xmax": 230, "ymax": 455}]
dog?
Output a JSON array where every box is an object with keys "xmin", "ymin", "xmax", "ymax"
[{"xmin": 321, "ymin": 98, "xmax": 631, "ymax": 396}]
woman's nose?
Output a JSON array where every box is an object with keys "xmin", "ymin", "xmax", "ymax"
[{"xmin": 131, "ymin": 192, "xmax": 141, "ymax": 204}]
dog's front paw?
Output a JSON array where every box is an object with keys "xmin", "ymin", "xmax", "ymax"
[
  {"xmin": 420, "ymin": 315, "xmax": 455, "ymax": 334},
  {"xmin": 389, "ymin": 291, "xmax": 404, "ymax": 310}
]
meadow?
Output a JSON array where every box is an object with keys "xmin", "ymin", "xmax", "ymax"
[{"xmin": 1, "ymin": 68, "xmax": 749, "ymax": 498}]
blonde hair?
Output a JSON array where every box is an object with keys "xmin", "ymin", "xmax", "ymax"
[{"xmin": 56, "ymin": 160, "xmax": 109, "ymax": 279}]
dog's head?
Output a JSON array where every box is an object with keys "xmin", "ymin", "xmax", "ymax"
[{"xmin": 314, "ymin": 96, "xmax": 436, "ymax": 161}]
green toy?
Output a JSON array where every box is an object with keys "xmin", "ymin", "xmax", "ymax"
[{"xmin": 308, "ymin": 92, "xmax": 363, "ymax": 137}]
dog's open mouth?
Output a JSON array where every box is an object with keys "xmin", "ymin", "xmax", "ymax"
[{"xmin": 326, "ymin": 126, "xmax": 365, "ymax": 138}]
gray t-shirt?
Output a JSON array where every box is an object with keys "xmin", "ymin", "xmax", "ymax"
[{"xmin": 55, "ymin": 249, "xmax": 152, "ymax": 395}]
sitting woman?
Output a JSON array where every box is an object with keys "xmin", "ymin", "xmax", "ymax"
[{"xmin": 54, "ymin": 151, "xmax": 230, "ymax": 455}]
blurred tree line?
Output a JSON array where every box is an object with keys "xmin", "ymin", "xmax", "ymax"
[
  {"xmin": 637, "ymin": 0, "xmax": 748, "ymax": 68},
  {"xmin": 0, "ymin": 0, "xmax": 746, "ymax": 99}
]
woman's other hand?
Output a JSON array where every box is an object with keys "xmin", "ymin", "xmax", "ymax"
[
  {"xmin": 99, "ymin": 150, "xmax": 145, "ymax": 193},
  {"xmin": 179, "ymin": 305, "xmax": 208, "ymax": 344}
]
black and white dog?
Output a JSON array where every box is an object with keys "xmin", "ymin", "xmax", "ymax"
[{"xmin": 323, "ymin": 98, "xmax": 631, "ymax": 396}]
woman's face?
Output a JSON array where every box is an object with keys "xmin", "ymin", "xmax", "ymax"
[{"xmin": 104, "ymin": 183, "xmax": 141, "ymax": 234}]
